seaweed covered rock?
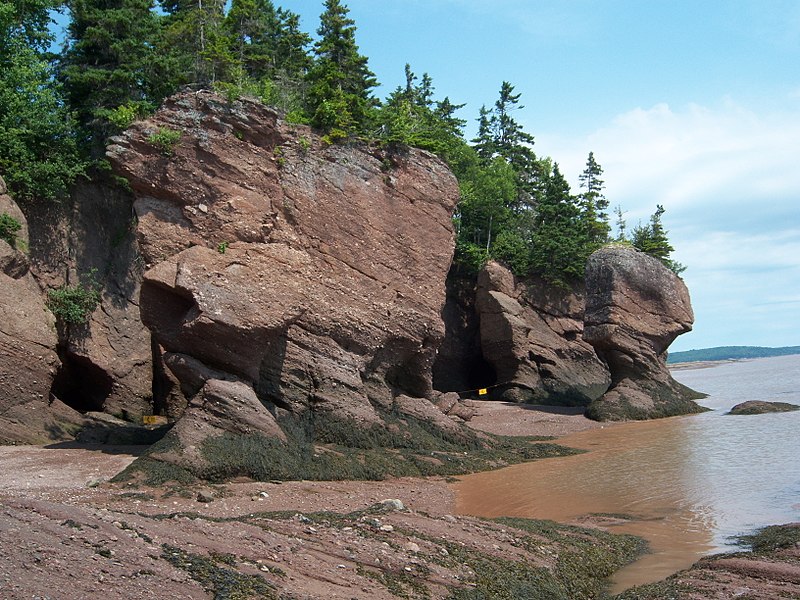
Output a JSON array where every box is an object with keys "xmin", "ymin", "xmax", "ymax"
[
  {"xmin": 728, "ymin": 401, "xmax": 799, "ymax": 415},
  {"xmin": 583, "ymin": 246, "xmax": 705, "ymax": 420},
  {"xmin": 106, "ymin": 91, "xmax": 463, "ymax": 475},
  {"xmin": 474, "ymin": 261, "xmax": 610, "ymax": 405}
]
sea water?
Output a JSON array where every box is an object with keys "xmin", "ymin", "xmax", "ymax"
[{"xmin": 454, "ymin": 354, "xmax": 800, "ymax": 592}]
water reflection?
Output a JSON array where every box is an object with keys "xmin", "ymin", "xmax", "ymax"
[{"xmin": 454, "ymin": 355, "xmax": 800, "ymax": 593}]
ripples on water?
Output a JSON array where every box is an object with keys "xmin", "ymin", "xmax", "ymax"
[{"xmin": 454, "ymin": 354, "xmax": 800, "ymax": 593}]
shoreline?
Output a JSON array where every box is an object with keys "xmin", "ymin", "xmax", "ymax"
[{"xmin": 1, "ymin": 403, "xmax": 797, "ymax": 598}]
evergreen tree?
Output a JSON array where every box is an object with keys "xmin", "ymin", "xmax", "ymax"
[
  {"xmin": 59, "ymin": 0, "xmax": 170, "ymax": 155},
  {"xmin": 160, "ymin": 0, "xmax": 233, "ymax": 87},
  {"xmin": 0, "ymin": 0, "xmax": 84, "ymax": 199},
  {"xmin": 377, "ymin": 64, "xmax": 467, "ymax": 162},
  {"xmin": 224, "ymin": 0, "xmax": 309, "ymax": 81},
  {"xmin": 613, "ymin": 205, "xmax": 627, "ymax": 241},
  {"xmin": 305, "ymin": 0, "xmax": 377, "ymax": 138},
  {"xmin": 470, "ymin": 82, "xmax": 544, "ymax": 211},
  {"xmin": 577, "ymin": 151, "xmax": 610, "ymax": 247},
  {"xmin": 529, "ymin": 164, "xmax": 587, "ymax": 286},
  {"xmin": 630, "ymin": 204, "xmax": 686, "ymax": 274}
]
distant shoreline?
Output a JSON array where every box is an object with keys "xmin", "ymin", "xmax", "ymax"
[{"xmin": 667, "ymin": 345, "xmax": 800, "ymax": 365}]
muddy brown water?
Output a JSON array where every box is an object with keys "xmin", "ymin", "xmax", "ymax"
[{"xmin": 455, "ymin": 354, "xmax": 800, "ymax": 594}]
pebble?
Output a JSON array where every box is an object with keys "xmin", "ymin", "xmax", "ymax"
[
  {"xmin": 196, "ymin": 491, "xmax": 214, "ymax": 503},
  {"xmin": 380, "ymin": 498, "xmax": 405, "ymax": 511}
]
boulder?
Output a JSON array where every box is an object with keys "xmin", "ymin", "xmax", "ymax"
[
  {"xmin": 144, "ymin": 378, "xmax": 286, "ymax": 476},
  {"xmin": 474, "ymin": 261, "xmax": 610, "ymax": 405},
  {"xmin": 106, "ymin": 91, "xmax": 460, "ymax": 454},
  {"xmin": 728, "ymin": 401, "xmax": 799, "ymax": 415},
  {"xmin": 583, "ymin": 246, "xmax": 706, "ymax": 420}
]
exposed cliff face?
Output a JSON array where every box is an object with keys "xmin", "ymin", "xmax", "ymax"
[
  {"xmin": 106, "ymin": 91, "xmax": 461, "ymax": 461},
  {"xmin": 473, "ymin": 261, "xmax": 610, "ymax": 405},
  {"xmin": 583, "ymin": 245, "xmax": 705, "ymax": 420},
  {"xmin": 0, "ymin": 178, "xmax": 85, "ymax": 442}
]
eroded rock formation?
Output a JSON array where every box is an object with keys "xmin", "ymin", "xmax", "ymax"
[
  {"xmin": 106, "ymin": 91, "xmax": 461, "ymax": 456},
  {"xmin": 583, "ymin": 245, "xmax": 705, "ymax": 420},
  {"xmin": 0, "ymin": 177, "xmax": 85, "ymax": 442},
  {"xmin": 473, "ymin": 261, "xmax": 610, "ymax": 405}
]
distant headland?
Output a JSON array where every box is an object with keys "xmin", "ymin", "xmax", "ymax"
[{"xmin": 668, "ymin": 345, "xmax": 800, "ymax": 364}]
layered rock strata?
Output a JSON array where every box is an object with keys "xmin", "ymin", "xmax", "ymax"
[
  {"xmin": 0, "ymin": 177, "xmax": 85, "ymax": 442},
  {"xmin": 107, "ymin": 91, "xmax": 461, "ymax": 454},
  {"xmin": 474, "ymin": 261, "xmax": 610, "ymax": 405},
  {"xmin": 583, "ymin": 245, "xmax": 705, "ymax": 420}
]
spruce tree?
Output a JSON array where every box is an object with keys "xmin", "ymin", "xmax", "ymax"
[
  {"xmin": 0, "ymin": 0, "xmax": 84, "ymax": 199},
  {"xmin": 305, "ymin": 0, "xmax": 377, "ymax": 138},
  {"xmin": 471, "ymin": 82, "xmax": 545, "ymax": 211},
  {"xmin": 529, "ymin": 164, "xmax": 587, "ymax": 286},
  {"xmin": 377, "ymin": 64, "xmax": 466, "ymax": 162},
  {"xmin": 225, "ymin": 0, "xmax": 309, "ymax": 81},
  {"xmin": 59, "ymin": 0, "xmax": 168, "ymax": 155},
  {"xmin": 160, "ymin": 0, "xmax": 233, "ymax": 87},
  {"xmin": 631, "ymin": 204, "xmax": 686, "ymax": 274},
  {"xmin": 578, "ymin": 151, "xmax": 611, "ymax": 248}
]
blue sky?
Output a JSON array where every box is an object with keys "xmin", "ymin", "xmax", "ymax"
[{"xmin": 282, "ymin": 0, "xmax": 799, "ymax": 352}]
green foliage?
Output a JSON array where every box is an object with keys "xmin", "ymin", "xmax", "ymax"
[
  {"xmin": 305, "ymin": 0, "xmax": 378, "ymax": 136},
  {"xmin": 147, "ymin": 127, "xmax": 182, "ymax": 156},
  {"xmin": 377, "ymin": 64, "xmax": 468, "ymax": 164},
  {"xmin": 0, "ymin": 212, "xmax": 22, "ymax": 247},
  {"xmin": 578, "ymin": 151, "xmax": 611, "ymax": 247},
  {"xmin": 46, "ymin": 271, "xmax": 102, "ymax": 324},
  {"xmin": 59, "ymin": 0, "xmax": 170, "ymax": 156},
  {"xmin": 529, "ymin": 164, "xmax": 590, "ymax": 287},
  {"xmin": 216, "ymin": 241, "xmax": 228, "ymax": 253},
  {"xmin": 101, "ymin": 101, "xmax": 153, "ymax": 131},
  {"xmin": 0, "ymin": 35, "xmax": 84, "ymax": 200},
  {"xmin": 629, "ymin": 204, "xmax": 686, "ymax": 274}
]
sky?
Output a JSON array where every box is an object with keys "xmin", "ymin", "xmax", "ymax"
[{"xmin": 277, "ymin": 0, "xmax": 799, "ymax": 352}]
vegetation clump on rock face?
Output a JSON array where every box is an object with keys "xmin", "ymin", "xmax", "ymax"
[
  {"xmin": 46, "ymin": 271, "xmax": 102, "ymax": 324},
  {"xmin": 0, "ymin": 212, "xmax": 21, "ymax": 247}
]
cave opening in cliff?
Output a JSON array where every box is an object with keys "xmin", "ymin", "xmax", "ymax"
[
  {"xmin": 433, "ymin": 353, "xmax": 497, "ymax": 396},
  {"xmin": 50, "ymin": 348, "xmax": 113, "ymax": 413}
]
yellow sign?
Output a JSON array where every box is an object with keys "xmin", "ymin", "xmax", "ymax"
[
  {"xmin": 142, "ymin": 415, "xmax": 167, "ymax": 425},
  {"xmin": 478, "ymin": 388, "xmax": 488, "ymax": 396}
]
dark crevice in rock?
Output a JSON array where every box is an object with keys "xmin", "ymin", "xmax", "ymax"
[
  {"xmin": 50, "ymin": 347, "xmax": 114, "ymax": 413},
  {"xmin": 151, "ymin": 335, "xmax": 170, "ymax": 416}
]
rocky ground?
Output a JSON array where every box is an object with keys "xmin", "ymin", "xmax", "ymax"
[{"xmin": 2, "ymin": 402, "xmax": 798, "ymax": 599}]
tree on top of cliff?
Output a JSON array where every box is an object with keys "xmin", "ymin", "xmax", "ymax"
[
  {"xmin": 529, "ymin": 163, "xmax": 589, "ymax": 286},
  {"xmin": 377, "ymin": 64, "xmax": 468, "ymax": 163},
  {"xmin": 306, "ymin": 0, "xmax": 378, "ymax": 139},
  {"xmin": 160, "ymin": 0, "xmax": 234, "ymax": 86},
  {"xmin": 630, "ymin": 204, "xmax": 686, "ymax": 274},
  {"xmin": 578, "ymin": 151, "xmax": 611, "ymax": 248},
  {"xmin": 224, "ymin": 0, "xmax": 310, "ymax": 81},
  {"xmin": 59, "ymin": 0, "xmax": 171, "ymax": 156},
  {"xmin": 0, "ymin": 0, "xmax": 84, "ymax": 200},
  {"xmin": 471, "ymin": 81, "xmax": 546, "ymax": 212}
]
